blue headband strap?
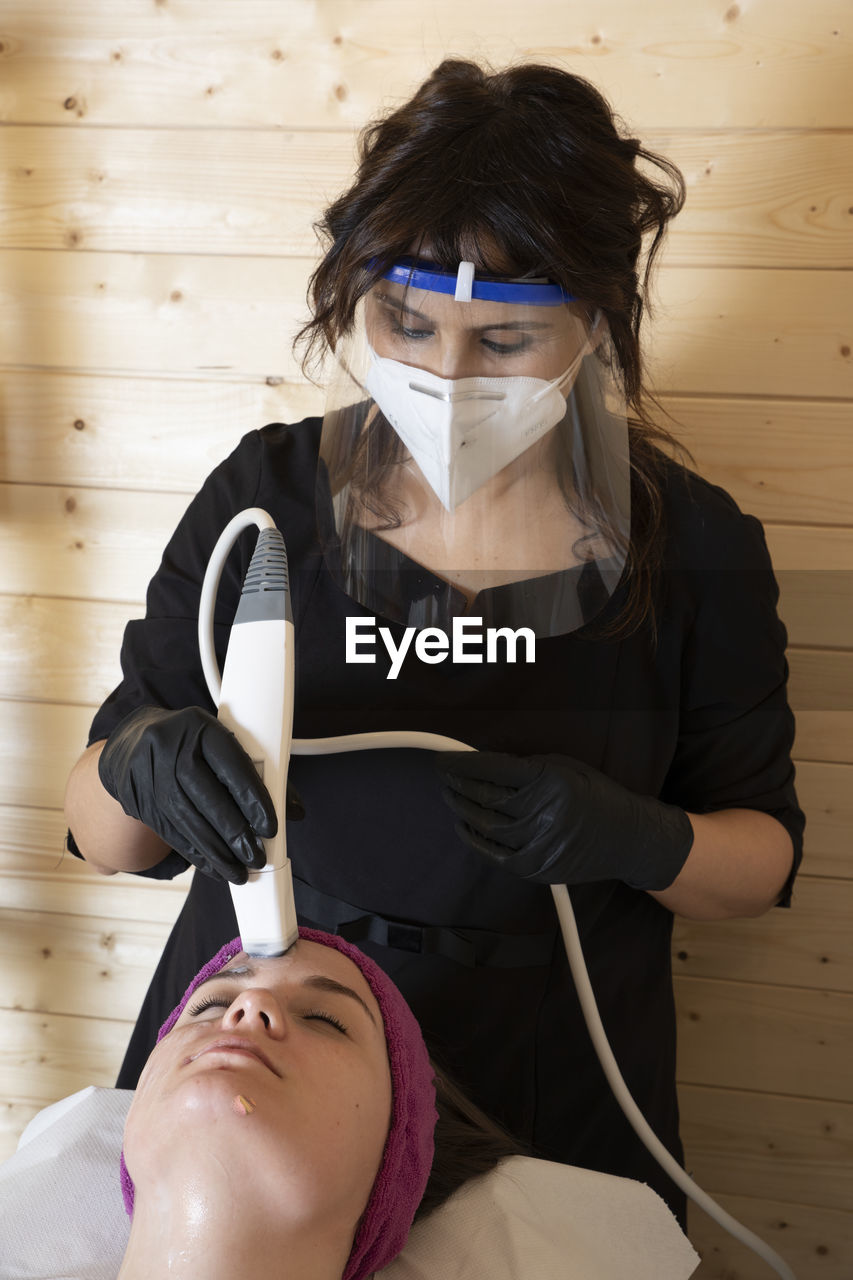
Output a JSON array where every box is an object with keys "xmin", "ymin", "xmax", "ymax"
[{"xmin": 375, "ymin": 258, "xmax": 574, "ymax": 307}]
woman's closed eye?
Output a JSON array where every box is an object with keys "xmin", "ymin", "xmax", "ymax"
[
  {"xmin": 187, "ymin": 992, "xmax": 233, "ymax": 1017},
  {"xmin": 185, "ymin": 991, "xmax": 348, "ymax": 1035},
  {"xmin": 303, "ymin": 1009, "xmax": 349, "ymax": 1035}
]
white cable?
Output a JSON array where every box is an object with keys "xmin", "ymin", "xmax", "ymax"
[
  {"xmin": 549, "ymin": 883, "xmax": 796, "ymax": 1279},
  {"xmin": 198, "ymin": 508, "xmax": 277, "ymax": 706},
  {"xmin": 291, "ymin": 729, "xmax": 797, "ymax": 1280}
]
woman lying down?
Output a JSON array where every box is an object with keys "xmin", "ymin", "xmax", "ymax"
[
  {"xmin": 0, "ymin": 930, "xmax": 700, "ymax": 1280},
  {"xmin": 120, "ymin": 928, "xmax": 460, "ymax": 1280}
]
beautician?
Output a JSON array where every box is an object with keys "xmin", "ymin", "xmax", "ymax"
[{"xmin": 65, "ymin": 59, "xmax": 804, "ymax": 1222}]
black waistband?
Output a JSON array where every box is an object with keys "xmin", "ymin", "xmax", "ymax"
[{"xmin": 294, "ymin": 876, "xmax": 554, "ymax": 969}]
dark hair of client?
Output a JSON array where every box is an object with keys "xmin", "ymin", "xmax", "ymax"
[
  {"xmin": 416, "ymin": 1058, "xmax": 524, "ymax": 1222},
  {"xmin": 297, "ymin": 58, "xmax": 687, "ymax": 634}
]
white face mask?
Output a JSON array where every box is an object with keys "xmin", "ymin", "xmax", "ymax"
[{"xmin": 365, "ymin": 348, "xmax": 587, "ymax": 511}]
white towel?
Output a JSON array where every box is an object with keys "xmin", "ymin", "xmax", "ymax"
[{"xmin": 0, "ymin": 1088, "xmax": 699, "ymax": 1280}]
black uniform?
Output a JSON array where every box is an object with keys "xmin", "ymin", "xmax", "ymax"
[{"xmin": 75, "ymin": 420, "xmax": 804, "ymax": 1222}]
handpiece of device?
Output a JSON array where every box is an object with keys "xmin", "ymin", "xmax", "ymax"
[{"xmin": 200, "ymin": 509, "xmax": 298, "ymax": 958}]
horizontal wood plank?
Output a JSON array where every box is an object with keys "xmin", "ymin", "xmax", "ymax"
[
  {"xmin": 0, "ymin": 594, "xmax": 127, "ymax": 704},
  {"xmin": 787, "ymin": 648, "xmax": 853, "ymax": 712},
  {"xmin": 1, "ymin": 1, "xmax": 850, "ymax": 128},
  {"xmin": 666, "ymin": 399, "xmax": 853, "ymax": 528},
  {"xmin": 674, "ymin": 975, "xmax": 853, "ymax": 1102},
  {"xmin": 0, "ymin": 480, "xmax": 187, "ymax": 603},
  {"xmin": 791, "ymin": 712, "xmax": 853, "ymax": 765},
  {"xmin": 0, "ymin": 1006, "xmax": 130, "ymax": 1109},
  {"xmin": 0, "ymin": 367, "xmax": 323, "ymax": 492},
  {"xmin": 672, "ymin": 877, "xmax": 853, "ymax": 992},
  {"xmin": 0, "ymin": 804, "xmax": 191, "ymax": 922},
  {"xmin": 679, "ymin": 1083, "xmax": 853, "ymax": 1214},
  {"xmin": 0, "ymin": 700, "xmax": 93, "ymax": 810},
  {"xmin": 1, "ymin": 907, "xmax": 174, "ymax": 1020},
  {"xmin": 0, "ymin": 248, "xmax": 311, "ymax": 381},
  {"xmin": 793, "ymin": 760, "xmax": 853, "ymax": 879},
  {"xmin": 687, "ymin": 1193, "xmax": 852, "ymax": 1279},
  {"xmin": 646, "ymin": 266, "xmax": 853, "ymax": 400},
  {"xmin": 2, "ymin": 251, "xmax": 851, "ymax": 397},
  {"xmin": 3, "ymin": 126, "xmax": 852, "ymax": 268}
]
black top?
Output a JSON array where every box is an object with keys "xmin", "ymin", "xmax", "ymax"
[{"xmin": 79, "ymin": 420, "xmax": 804, "ymax": 1222}]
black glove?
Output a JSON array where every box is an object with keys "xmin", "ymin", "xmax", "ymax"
[
  {"xmin": 98, "ymin": 705, "xmax": 303, "ymax": 884},
  {"xmin": 435, "ymin": 751, "xmax": 694, "ymax": 890}
]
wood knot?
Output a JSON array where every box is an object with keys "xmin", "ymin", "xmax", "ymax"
[
  {"xmin": 334, "ymin": 83, "xmax": 348, "ymax": 101},
  {"xmin": 170, "ymin": 289, "xmax": 183, "ymax": 303},
  {"xmin": 724, "ymin": 4, "xmax": 740, "ymax": 20},
  {"xmin": 66, "ymin": 229, "xmax": 82, "ymax": 248},
  {"xmin": 590, "ymin": 33, "xmax": 602, "ymax": 45},
  {"xmin": 271, "ymin": 48, "xmax": 284, "ymax": 61},
  {"xmin": 265, "ymin": 375, "xmax": 284, "ymax": 386},
  {"xmin": 65, "ymin": 496, "xmax": 77, "ymax": 513},
  {"xmin": 840, "ymin": 345, "xmax": 850, "ymax": 358},
  {"xmin": 41, "ymin": 947, "xmax": 52, "ymax": 959},
  {"xmin": 73, "ymin": 418, "xmax": 86, "ymax": 431}
]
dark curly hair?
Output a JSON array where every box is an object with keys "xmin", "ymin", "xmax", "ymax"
[{"xmin": 297, "ymin": 59, "xmax": 687, "ymax": 633}]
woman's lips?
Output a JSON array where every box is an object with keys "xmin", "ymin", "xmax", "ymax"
[{"xmin": 187, "ymin": 1037, "xmax": 281, "ymax": 1078}]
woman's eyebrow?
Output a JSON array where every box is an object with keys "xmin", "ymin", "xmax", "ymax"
[
  {"xmin": 375, "ymin": 291, "xmax": 432, "ymax": 322},
  {"xmin": 375, "ymin": 292, "xmax": 553, "ymax": 333},
  {"xmin": 193, "ymin": 963, "xmax": 255, "ymax": 990},
  {"xmin": 301, "ymin": 975, "xmax": 377, "ymax": 1026}
]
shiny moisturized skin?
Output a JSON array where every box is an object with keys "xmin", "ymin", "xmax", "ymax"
[{"xmin": 122, "ymin": 941, "xmax": 393, "ymax": 1249}]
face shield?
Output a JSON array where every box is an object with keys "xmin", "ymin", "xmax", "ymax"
[{"xmin": 317, "ymin": 259, "xmax": 630, "ymax": 638}]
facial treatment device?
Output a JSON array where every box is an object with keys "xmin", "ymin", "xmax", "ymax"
[
  {"xmin": 199, "ymin": 509, "xmax": 797, "ymax": 1280},
  {"xmin": 199, "ymin": 508, "xmax": 298, "ymax": 958}
]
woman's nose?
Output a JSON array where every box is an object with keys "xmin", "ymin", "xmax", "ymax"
[
  {"xmin": 429, "ymin": 337, "xmax": 476, "ymax": 380},
  {"xmin": 221, "ymin": 987, "xmax": 286, "ymax": 1037}
]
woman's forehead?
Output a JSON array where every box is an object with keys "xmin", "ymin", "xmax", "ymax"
[
  {"xmin": 369, "ymin": 282, "xmax": 579, "ymax": 332},
  {"xmin": 220, "ymin": 941, "xmax": 381, "ymax": 1018}
]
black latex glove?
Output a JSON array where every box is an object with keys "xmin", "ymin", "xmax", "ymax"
[
  {"xmin": 435, "ymin": 751, "xmax": 694, "ymax": 891},
  {"xmin": 98, "ymin": 705, "xmax": 304, "ymax": 884}
]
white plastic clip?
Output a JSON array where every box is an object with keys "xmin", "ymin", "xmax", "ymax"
[{"xmin": 454, "ymin": 261, "xmax": 475, "ymax": 302}]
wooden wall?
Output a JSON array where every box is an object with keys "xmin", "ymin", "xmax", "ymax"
[{"xmin": 1, "ymin": 3, "xmax": 851, "ymax": 1275}]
